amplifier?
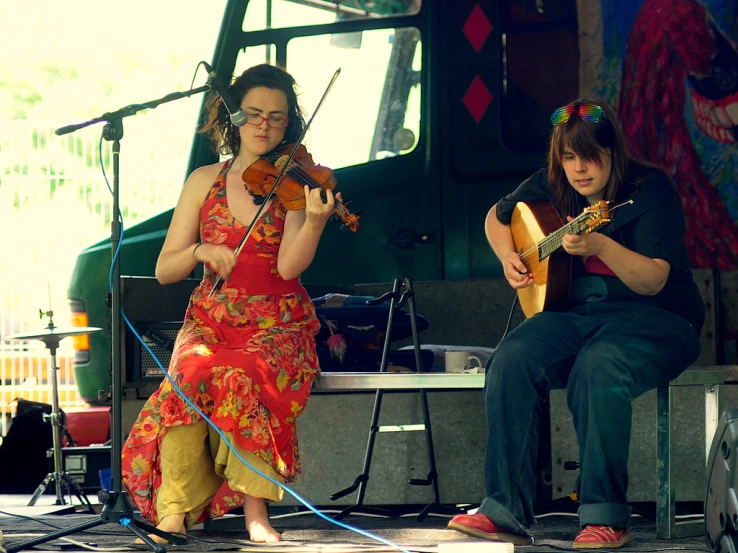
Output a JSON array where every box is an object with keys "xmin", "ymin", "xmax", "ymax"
[
  {"xmin": 61, "ymin": 445, "xmax": 111, "ymax": 493},
  {"xmin": 128, "ymin": 322, "xmax": 181, "ymax": 381}
]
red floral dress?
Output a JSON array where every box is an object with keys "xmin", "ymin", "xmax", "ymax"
[{"xmin": 121, "ymin": 160, "xmax": 321, "ymax": 523}]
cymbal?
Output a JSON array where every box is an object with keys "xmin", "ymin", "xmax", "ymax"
[{"xmin": 3, "ymin": 326, "xmax": 103, "ymax": 342}]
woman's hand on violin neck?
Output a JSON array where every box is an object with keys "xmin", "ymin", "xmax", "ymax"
[
  {"xmin": 303, "ymin": 184, "xmax": 338, "ymax": 229},
  {"xmin": 194, "ymin": 242, "xmax": 237, "ymax": 281}
]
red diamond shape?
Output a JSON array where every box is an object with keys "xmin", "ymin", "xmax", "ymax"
[
  {"xmin": 463, "ymin": 75, "xmax": 493, "ymax": 123},
  {"xmin": 462, "ymin": 4, "xmax": 493, "ymax": 53}
]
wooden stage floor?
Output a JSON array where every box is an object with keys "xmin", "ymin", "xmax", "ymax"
[{"xmin": 0, "ymin": 494, "xmax": 712, "ymax": 552}]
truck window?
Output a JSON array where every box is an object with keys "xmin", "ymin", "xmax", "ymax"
[
  {"xmin": 236, "ymin": 0, "xmax": 423, "ymax": 169},
  {"xmin": 244, "ymin": 0, "xmax": 421, "ymax": 29}
]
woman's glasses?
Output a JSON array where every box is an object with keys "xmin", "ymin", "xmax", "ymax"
[
  {"xmin": 550, "ymin": 103, "xmax": 606, "ymax": 126},
  {"xmin": 245, "ymin": 112, "xmax": 289, "ymax": 128}
]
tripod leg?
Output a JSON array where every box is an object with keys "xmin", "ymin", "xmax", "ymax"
[
  {"xmin": 416, "ymin": 502, "xmax": 432, "ymax": 522},
  {"xmin": 128, "ymin": 518, "xmax": 187, "ymax": 545},
  {"xmin": 61, "ymin": 473, "xmax": 95, "ymax": 513},
  {"xmin": 99, "ymin": 490, "xmax": 187, "ymax": 546},
  {"xmin": 5, "ymin": 516, "xmax": 103, "ymax": 553},
  {"xmin": 120, "ymin": 520, "xmax": 168, "ymax": 553},
  {"xmin": 334, "ymin": 503, "xmax": 394, "ymax": 521},
  {"xmin": 27, "ymin": 473, "xmax": 53, "ymax": 506},
  {"xmin": 5, "ymin": 516, "xmax": 165, "ymax": 553},
  {"xmin": 10, "ymin": 488, "xmax": 187, "ymax": 553}
]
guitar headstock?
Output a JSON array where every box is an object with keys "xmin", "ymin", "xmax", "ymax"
[{"xmin": 580, "ymin": 200, "xmax": 611, "ymax": 234}]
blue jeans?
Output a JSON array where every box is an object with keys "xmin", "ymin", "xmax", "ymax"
[{"xmin": 478, "ymin": 301, "xmax": 700, "ymax": 534}]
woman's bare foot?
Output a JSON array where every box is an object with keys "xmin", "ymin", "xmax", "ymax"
[
  {"xmin": 134, "ymin": 513, "xmax": 186, "ymax": 545},
  {"xmin": 244, "ymin": 495, "xmax": 281, "ymax": 543}
]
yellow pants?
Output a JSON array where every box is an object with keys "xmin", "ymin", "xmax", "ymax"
[{"xmin": 156, "ymin": 420, "xmax": 284, "ymax": 527}]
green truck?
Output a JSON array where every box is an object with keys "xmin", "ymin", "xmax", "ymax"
[{"xmin": 67, "ymin": 0, "xmax": 738, "ymax": 403}]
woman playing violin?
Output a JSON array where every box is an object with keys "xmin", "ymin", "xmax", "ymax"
[{"xmin": 122, "ymin": 64, "xmax": 336, "ymax": 544}]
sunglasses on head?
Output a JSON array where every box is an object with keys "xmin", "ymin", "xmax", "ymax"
[{"xmin": 550, "ymin": 103, "xmax": 606, "ymax": 126}]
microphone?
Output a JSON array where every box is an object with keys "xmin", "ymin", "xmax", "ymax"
[{"xmin": 202, "ymin": 61, "xmax": 248, "ymax": 127}]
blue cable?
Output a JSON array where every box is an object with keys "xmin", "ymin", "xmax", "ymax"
[{"xmin": 98, "ymin": 136, "xmax": 412, "ymax": 553}]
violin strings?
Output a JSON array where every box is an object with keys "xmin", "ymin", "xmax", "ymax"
[
  {"xmin": 263, "ymin": 154, "xmax": 354, "ymax": 223},
  {"xmin": 287, "ymin": 166, "xmax": 329, "ymax": 204},
  {"xmin": 287, "ymin": 165, "xmax": 349, "ymax": 217},
  {"xmin": 288, "ymin": 166, "xmax": 326, "ymax": 199},
  {"xmin": 262, "ymin": 152, "xmax": 321, "ymax": 199}
]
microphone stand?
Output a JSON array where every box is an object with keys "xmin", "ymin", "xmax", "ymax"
[{"xmin": 6, "ymin": 84, "xmax": 210, "ymax": 553}]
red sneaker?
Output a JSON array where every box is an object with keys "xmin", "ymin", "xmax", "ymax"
[
  {"xmin": 573, "ymin": 525, "xmax": 631, "ymax": 549},
  {"xmin": 447, "ymin": 513, "xmax": 531, "ymax": 545}
]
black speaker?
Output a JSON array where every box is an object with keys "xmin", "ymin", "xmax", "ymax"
[
  {"xmin": 0, "ymin": 400, "xmax": 53, "ymax": 493},
  {"xmin": 61, "ymin": 445, "xmax": 112, "ymax": 492},
  {"xmin": 705, "ymin": 409, "xmax": 738, "ymax": 552},
  {"xmin": 128, "ymin": 322, "xmax": 181, "ymax": 381}
]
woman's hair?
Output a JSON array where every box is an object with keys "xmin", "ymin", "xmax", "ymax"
[
  {"xmin": 198, "ymin": 64, "xmax": 306, "ymax": 157},
  {"xmin": 547, "ymin": 98, "xmax": 649, "ymax": 218}
]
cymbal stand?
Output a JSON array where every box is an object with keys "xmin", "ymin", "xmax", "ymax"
[{"xmin": 27, "ymin": 309, "xmax": 93, "ymax": 512}]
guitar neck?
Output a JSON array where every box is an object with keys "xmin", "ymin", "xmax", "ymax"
[{"xmin": 538, "ymin": 213, "xmax": 592, "ymax": 260}]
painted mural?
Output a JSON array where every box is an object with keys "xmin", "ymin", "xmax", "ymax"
[{"xmin": 590, "ymin": 0, "xmax": 738, "ymax": 269}]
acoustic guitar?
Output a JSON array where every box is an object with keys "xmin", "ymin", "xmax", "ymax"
[{"xmin": 510, "ymin": 200, "xmax": 611, "ymax": 318}]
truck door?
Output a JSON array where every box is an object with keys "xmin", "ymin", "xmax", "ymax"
[{"xmin": 437, "ymin": 0, "xmax": 579, "ymax": 279}]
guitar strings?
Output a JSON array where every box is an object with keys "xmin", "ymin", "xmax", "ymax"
[
  {"xmin": 517, "ymin": 199, "xmax": 631, "ymax": 264},
  {"xmin": 518, "ymin": 215, "xmax": 589, "ymax": 263}
]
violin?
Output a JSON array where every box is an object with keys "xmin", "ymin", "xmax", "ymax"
[{"xmin": 241, "ymin": 143, "xmax": 360, "ymax": 232}]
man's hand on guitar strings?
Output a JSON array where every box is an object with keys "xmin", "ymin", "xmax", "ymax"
[{"xmin": 502, "ymin": 251, "xmax": 534, "ymax": 290}]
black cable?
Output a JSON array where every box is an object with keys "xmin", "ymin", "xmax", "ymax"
[
  {"xmin": 190, "ymin": 61, "xmax": 208, "ymax": 91},
  {"xmin": 499, "ymin": 294, "xmax": 519, "ymax": 345},
  {"xmin": 0, "ymin": 510, "xmax": 63, "ymax": 530}
]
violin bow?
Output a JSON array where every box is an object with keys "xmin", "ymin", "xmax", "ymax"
[{"xmin": 208, "ymin": 67, "xmax": 341, "ymax": 297}]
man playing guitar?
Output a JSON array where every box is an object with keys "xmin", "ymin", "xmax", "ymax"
[{"xmin": 447, "ymin": 100, "xmax": 704, "ymax": 549}]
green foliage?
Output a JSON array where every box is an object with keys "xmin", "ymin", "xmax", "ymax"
[
  {"xmin": 0, "ymin": 0, "xmax": 227, "ymax": 121},
  {"xmin": 31, "ymin": 129, "xmax": 47, "ymax": 149},
  {"xmin": 40, "ymin": 165, "xmax": 66, "ymax": 197}
]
